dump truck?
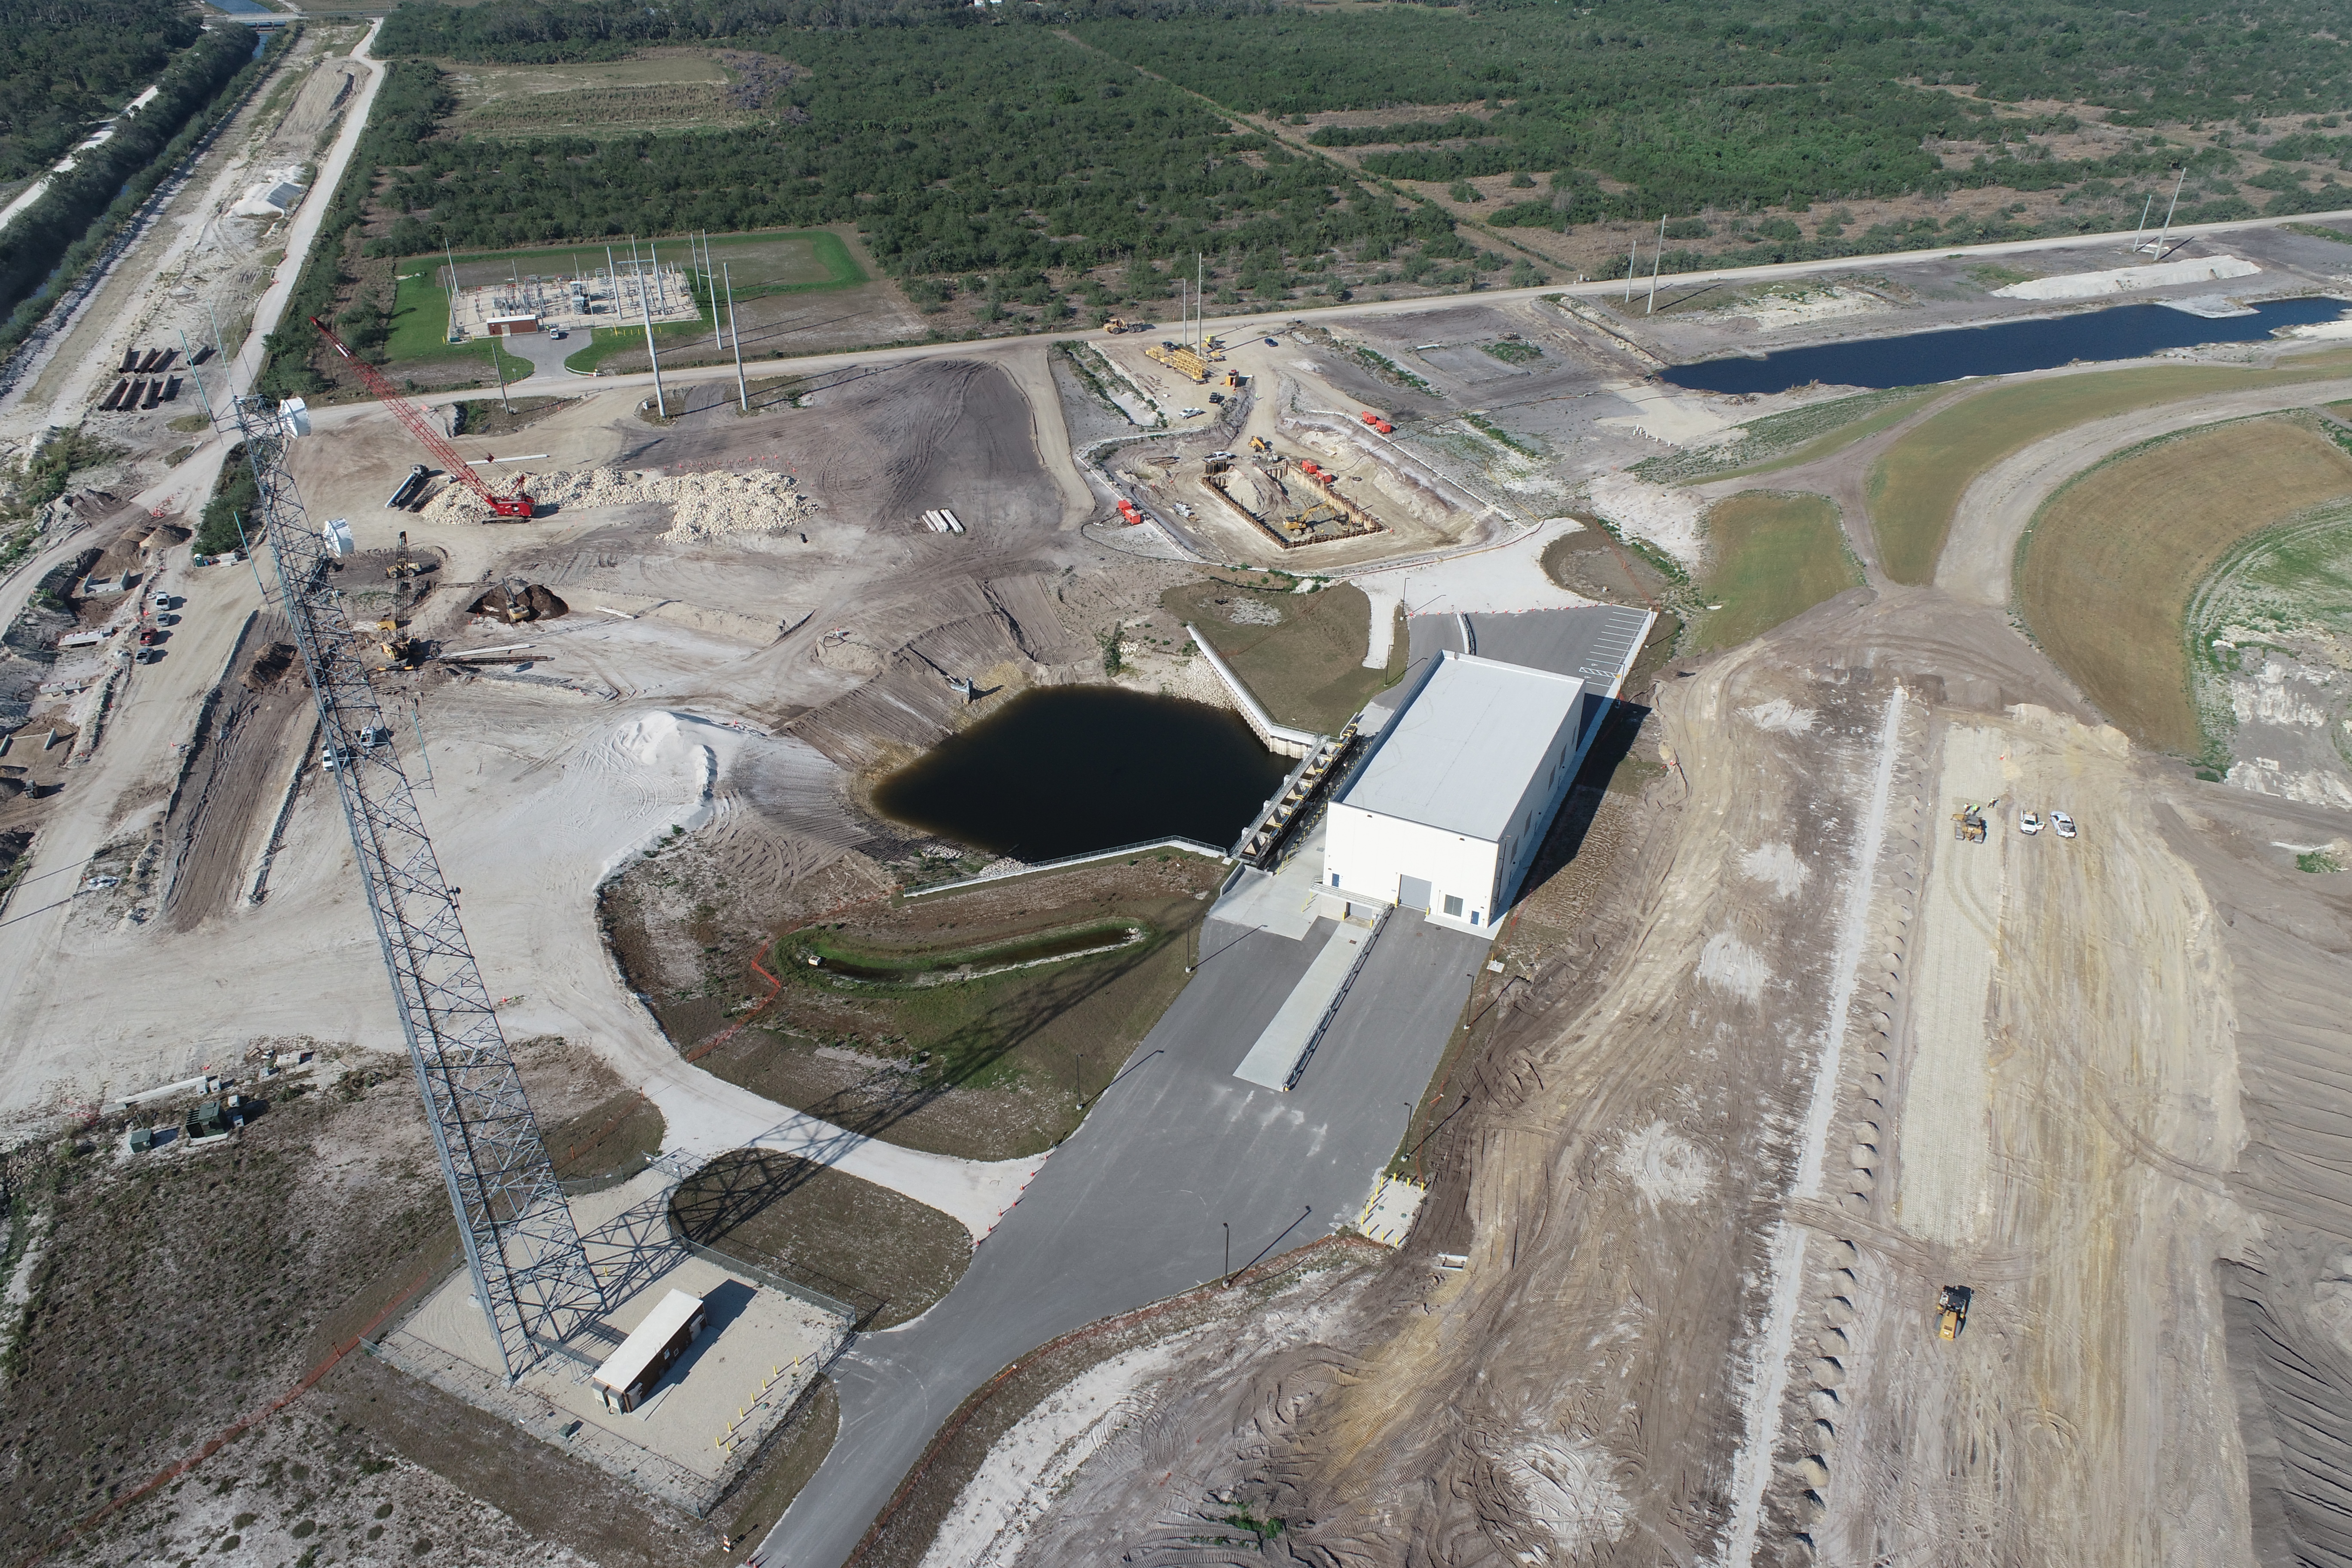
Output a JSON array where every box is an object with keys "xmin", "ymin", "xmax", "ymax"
[{"xmin": 1937, "ymin": 1284, "xmax": 1973, "ymax": 1339}]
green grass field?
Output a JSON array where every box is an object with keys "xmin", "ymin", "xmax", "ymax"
[
  {"xmin": 2019, "ymin": 415, "xmax": 2352, "ymax": 756},
  {"xmin": 385, "ymin": 230, "xmax": 866, "ymax": 372},
  {"xmin": 1866, "ymin": 350, "xmax": 2352, "ymax": 585},
  {"xmin": 1164, "ymin": 579, "xmax": 1406, "ymax": 733},
  {"xmin": 1690, "ymin": 491, "xmax": 1861, "ymax": 651},
  {"xmin": 383, "ymin": 262, "xmax": 545, "ymax": 381}
]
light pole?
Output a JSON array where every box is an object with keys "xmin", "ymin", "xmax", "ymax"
[{"xmin": 1222, "ymin": 1222, "xmax": 1230, "ymax": 1284}]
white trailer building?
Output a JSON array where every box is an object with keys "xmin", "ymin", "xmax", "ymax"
[{"xmin": 1323, "ymin": 652, "xmax": 1592, "ymax": 931}]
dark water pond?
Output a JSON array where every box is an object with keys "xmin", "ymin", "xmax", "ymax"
[
  {"xmin": 871, "ymin": 687, "xmax": 1289, "ymax": 861},
  {"xmin": 1663, "ymin": 297, "xmax": 2352, "ymax": 395}
]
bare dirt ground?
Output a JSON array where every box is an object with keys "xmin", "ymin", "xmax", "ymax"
[
  {"xmin": 0, "ymin": 1032, "xmax": 651, "ymax": 1563},
  {"xmin": 21, "ymin": 173, "xmax": 2352, "ymax": 1568},
  {"xmin": 965, "ymin": 588, "xmax": 2276, "ymax": 1568}
]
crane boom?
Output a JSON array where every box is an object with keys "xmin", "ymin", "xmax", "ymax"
[{"xmin": 311, "ymin": 315, "xmax": 534, "ymax": 518}]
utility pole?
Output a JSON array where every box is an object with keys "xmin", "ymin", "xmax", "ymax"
[
  {"xmin": 652, "ymin": 240, "xmax": 669, "ymax": 311},
  {"xmin": 444, "ymin": 240, "xmax": 460, "ymax": 342},
  {"xmin": 1625, "ymin": 227, "xmax": 1638, "ymax": 303},
  {"xmin": 725, "ymin": 261, "xmax": 747, "ymax": 413},
  {"xmin": 1195, "ymin": 251, "xmax": 1204, "ymax": 351},
  {"xmin": 605, "ymin": 244, "xmax": 619, "ymax": 320},
  {"xmin": 1647, "ymin": 214, "xmax": 1665, "ymax": 314},
  {"xmin": 628, "ymin": 236, "xmax": 643, "ymax": 318},
  {"xmin": 638, "ymin": 261, "xmax": 669, "ymax": 418},
  {"xmin": 177, "ymin": 328, "xmax": 216, "ymax": 423},
  {"xmin": 2128, "ymin": 191, "xmax": 2154, "ymax": 255},
  {"xmin": 707, "ymin": 232, "xmax": 722, "ymax": 352},
  {"xmin": 489, "ymin": 327, "xmax": 511, "ymax": 413},
  {"xmin": 2147, "ymin": 166, "xmax": 2187, "ymax": 259}
]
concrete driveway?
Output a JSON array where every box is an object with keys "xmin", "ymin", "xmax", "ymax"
[{"xmin": 760, "ymin": 910, "xmax": 1490, "ymax": 1568}]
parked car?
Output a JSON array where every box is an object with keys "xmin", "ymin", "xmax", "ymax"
[
  {"xmin": 2019, "ymin": 810, "xmax": 2043, "ymax": 836},
  {"xmin": 2051, "ymin": 811, "xmax": 2077, "ymax": 839}
]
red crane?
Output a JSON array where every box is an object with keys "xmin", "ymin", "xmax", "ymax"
[{"xmin": 310, "ymin": 316, "xmax": 535, "ymax": 518}]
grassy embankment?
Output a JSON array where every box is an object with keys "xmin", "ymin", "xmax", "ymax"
[
  {"xmin": 1689, "ymin": 492, "xmax": 1862, "ymax": 652},
  {"xmin": 1164, "ymin": 579, "xmax": 1406, "ymax": 734},
  {"xmin": 1634, "ymin": 386, "xmax": 1941, "ymax": 488},
  {"xmin": 2185, "ymin": 498, "xmax": 2352, "ymax": 772},
  {"xmin": 696, "ymin": 854, "xmax": 1225, "ymax": 1162},
  {"xmin": 1866, "ymin": 352, "xmax": 2352, "ymax": 585},
  {"xmin": 2018, "ymin": 415, "xmax": 2352, "ymax": 758},
  {"xmin": 670, "ymin": 1150, "xmax": 971, "ymax": 1329}
]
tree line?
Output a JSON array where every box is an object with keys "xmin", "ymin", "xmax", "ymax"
[
  {"xmin": 0, "ymin": 0, "xmax": 208, "ymax": 181},
  {"xmin": 360, "ymin": 24, "xmax": 1464, "ymax": 281},
  {"xmin": 0, "ymin": 27, "xmax": 282, "ymax": 358}
]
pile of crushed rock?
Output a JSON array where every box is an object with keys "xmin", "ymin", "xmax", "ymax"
[{"xmin": 419, "ymin": 466, "xmax": 816, "ymax": 539}]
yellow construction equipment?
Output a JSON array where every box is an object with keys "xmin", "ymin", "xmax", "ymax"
[
  {"xmin": 1951, "ymin": 798, "xmax": 1994, "ymax": 842},
  {"xmin": 1937, "ymin": 1285, "xmax": 1972, "ymax": 1339},
  {"xmin": 1145, "ymin": 342, "xmax": 1210, "ymax": 383},
  {"xmin": 1250, "ymin": 435, "xmax": 1271, "ymax": 455},
  {"xmin": 376, "ymin": 617, "xmax": 420, "ymax": 667},
  {"xmin": 384, "ymin": 529, "xmax": 422, "ymax": 580},
  {"xmin": 1104, "ymin": 316, "xmax": 1129, "ymax": 334}
]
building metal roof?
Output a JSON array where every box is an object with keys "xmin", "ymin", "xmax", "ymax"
[
  {"xmin": 591, "ymin": 1288, "xmax": 704, "ymax": 1393},
  {"xmin": 1335, "ymin": 652, "xmax": 1586, "ymax": 840}
]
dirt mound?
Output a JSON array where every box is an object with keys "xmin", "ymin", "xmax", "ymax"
[
  {"xmin": 244, "ymin": 641, "xmax": 296, "ymax": 688},
  {"xmin": 420, "ymin": 465, "xmax": 817, "ymax": 540},
  {"xmin": 467, "ymin": 584, "xmax": 568, "ymax": 622}
]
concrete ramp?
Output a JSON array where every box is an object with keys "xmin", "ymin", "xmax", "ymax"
[{"xmin": 1233, "ymin": 912, "xmax": 1385, "ymax": 1089}]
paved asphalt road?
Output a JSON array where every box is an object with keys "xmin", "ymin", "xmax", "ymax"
[
  {"xmin": 761, "ymin": 910, "xmax": 1490, "ymax": 1568},
  {"xmin": 1411, "ymin": 605, "xmax": 1653, "ymax": 689}
]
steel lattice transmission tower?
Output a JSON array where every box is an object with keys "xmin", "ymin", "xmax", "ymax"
[{"xmin": 230, "ymin": 394, "xmax": 602, "ymax": 1378}]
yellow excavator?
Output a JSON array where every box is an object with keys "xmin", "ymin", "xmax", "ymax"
[{"xmin": 376, "ymin": 617, "xmax": 420, "ymax": 668}]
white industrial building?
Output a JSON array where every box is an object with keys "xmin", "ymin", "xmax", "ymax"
[{"xmin": 1323, "ymin": 652, "xmax": 1592, "ymax": 931}]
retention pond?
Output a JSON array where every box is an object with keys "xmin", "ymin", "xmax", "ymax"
[
  {"xmin": 871, "ymin": 686, "xmax": 1289, "ymax": 861},
  {"xmin": 1664, "ymin": 296, "xmax": 2350, "ymax": 395}
]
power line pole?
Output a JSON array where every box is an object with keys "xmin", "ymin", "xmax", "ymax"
[
  {"xmin": 1625, "ymin": 226, "xmax": 1638, "ymax": 303},
  {"xmin": 638, "ymin": 261, "xmax": 669, "ymax": 418},
  {"xmin": 444, "ymin": 241, "xmax": 460, "ymax": 342},
  {"xmin": 2147, "ymin": 166, "xmax": 2187, "ymax": 258},
  {"xmin": 2128, "ymin": 191, "xmax": 2154, "ymax": 255},
  {"xmin": 1647, "ymin": 215, "xmax": 1665, "ymax": 314},
  {"xmin": 706, "ymin": 232, "xmax": 722, "ymax": 352},
  {"xmin": 725, "ymin": 261, "xmax": 747, "ymax": 413},
  {"xmin": 490, "ymin": 327, "xmax": 511, "ymax": 413},
  {"xmin": 177, "ymin": 328, "xmax": 216, "ymax": 423}
]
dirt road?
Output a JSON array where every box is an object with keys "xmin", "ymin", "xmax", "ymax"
[{"xmin": 1934, "ymin": 374, "xmax": 2352, "ymax": 607}]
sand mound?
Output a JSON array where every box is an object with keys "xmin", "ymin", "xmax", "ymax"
[{"xmin": 420, "ymin": 466, "xmax": 816, "ymax": 539}]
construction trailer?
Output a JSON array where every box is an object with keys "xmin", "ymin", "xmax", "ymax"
[{"xmin": 591, "ymin": 1289, "xmax": 709, "ymax": 1413}]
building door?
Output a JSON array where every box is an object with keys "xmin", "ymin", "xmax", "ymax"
[{"xmin": 1397, "ymin": 875, "xmax": 1432, "ymax": 911}]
